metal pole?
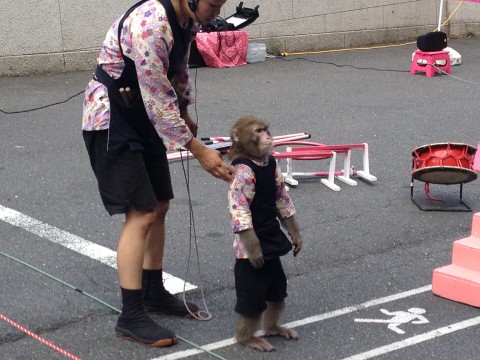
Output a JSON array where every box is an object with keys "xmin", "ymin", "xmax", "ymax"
[{"xmin": 438, "ymin": 0, "xmax": 445, "ymax": 31}]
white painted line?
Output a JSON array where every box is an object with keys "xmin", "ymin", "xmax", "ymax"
[
  {"xmin": 154, "ymin": 338, "xmax": 237, "ymax": 360},
  {"xmin": 151, "ymin": 285, "xmax": 432, "ymax": 360},
  {"xmin": 282, "ymin": 285, "xmax": 432, "ymax": 329},
  {"xmin": 0, "ymin": 204, "xmax": 196, "ymax": 294},
  {"xmin": 341, "ymin": 315, "xmax": 480, "ymax": 360}
]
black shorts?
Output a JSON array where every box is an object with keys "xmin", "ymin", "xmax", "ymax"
[
  {"xmin": 83, "ymin": 130, "xmax": 174, "ymax": 215},
  {"xmin": 234, "ymin": 257, "xmax": 288, "ymax": 317}
]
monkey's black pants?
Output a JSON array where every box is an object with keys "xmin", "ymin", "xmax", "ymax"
[{"xmin": 234, "ymin": 257, "xmax": 288, "ymax": 317}]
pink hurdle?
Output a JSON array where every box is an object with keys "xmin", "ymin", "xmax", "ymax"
[{"xmin": 273, "ymin": 142, "xmax": 377, "ymax": 191}]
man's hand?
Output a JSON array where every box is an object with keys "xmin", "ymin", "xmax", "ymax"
[{"xmin": 185, "ymin": 138, "xmax": 235, "ymax": 182}]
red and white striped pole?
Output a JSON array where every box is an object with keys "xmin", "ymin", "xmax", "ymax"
[{"xmin": 0, "ymin": 313, "xmax": 81, "ymax": 360}]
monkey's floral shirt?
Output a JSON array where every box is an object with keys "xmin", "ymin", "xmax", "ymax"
[
  {"xmin": 228, "ymin": 157, "xmax": 296, "ymax": 259},
  {"xmin": 81, "ymin": 0, "xmax": 198, "ymax": 151}
]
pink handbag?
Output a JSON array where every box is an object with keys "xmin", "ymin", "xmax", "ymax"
[{"xmin": 194, "ymin": 30, "xmax": 248, "ymax": 68}]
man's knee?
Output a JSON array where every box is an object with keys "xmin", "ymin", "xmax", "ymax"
[
  {"xmin": 126, "ymin": 207, "xmax": 157, "ymax": 228},
  {"xmin": 155, "ymin": 200, "xmax": 170, "ymax": 219}
]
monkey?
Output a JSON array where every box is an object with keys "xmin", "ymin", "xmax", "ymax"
[{"xmin": 227, "ymin": 115, "xmax": 303, "ymax": 352}]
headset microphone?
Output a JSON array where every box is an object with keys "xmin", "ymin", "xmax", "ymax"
[
  {"xmin": 188, "ymin": 0, "xmax": 203, "ymax": 25},
  {"xmin": 188, "ymin": 0, "xmax": 198, "ymax": 12}
]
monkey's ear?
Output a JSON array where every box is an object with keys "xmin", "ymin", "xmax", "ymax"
[{"xmin": 231, "ymin": 131, "xmax": 239, "ymax": 142}]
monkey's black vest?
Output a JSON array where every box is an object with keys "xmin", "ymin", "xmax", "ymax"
[
  {"xmin": 94, "ymin": 0, "xmax": 193, "ymax": 153},
  {"xmin": 232, "ymin": 155, "xmax": 293, "ymax": 260}
]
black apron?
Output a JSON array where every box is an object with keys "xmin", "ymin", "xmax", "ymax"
[
  {"xmin": 232, "ymin": 156, "xmax": 293, "ymax": 260},
  {"xmin": 94, "ymin": 0, "xmax": 193, "ymax": 153}
]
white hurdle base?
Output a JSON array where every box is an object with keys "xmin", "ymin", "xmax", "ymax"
[
  {"xmin": 284, "ymin": 147, "xmax": 299, "ymax": 187},
  {"xmin": 320, "ymin": 151, "xmax": 340, "ymax": 191},
  {"xmin": 356, "ymin": 171, "xmax": 377, "ymax": 182},
  {"xmin": 336, "ymin": 149, "xmax": 357, "ymax": 186},
  {"xmin": 355, "ymin": 144, "xmax": 377, "ymax": 182}
]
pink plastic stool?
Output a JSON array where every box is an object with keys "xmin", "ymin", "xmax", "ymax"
[{"xmin": 410, "ymin": 50, "xmax": 451, "ymax": 77}]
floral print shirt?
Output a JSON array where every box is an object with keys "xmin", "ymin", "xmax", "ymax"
[
  {"xmin": 81, "ymin": 0, "xmax": 198, "ymax": 151},
  {"xmin": 228, "ymin": 157, "xmax": 296, "ymax": 259}
]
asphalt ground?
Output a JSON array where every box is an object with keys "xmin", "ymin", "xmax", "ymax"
[{"xmin": 1, "ymin": 37, "xmax": 480, "ymax": 360}]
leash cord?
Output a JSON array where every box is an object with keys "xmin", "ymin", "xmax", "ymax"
[
  {"xmin": 179, "ymin": 147, "xmax": 214, "ymax": 321},
  {"xmin": 0, "ymin": 250, "xmax": 227, "ymax": 360},
  {"xmin": 178, "ymin": 66, "xmax": 214, "ymax": 321}
]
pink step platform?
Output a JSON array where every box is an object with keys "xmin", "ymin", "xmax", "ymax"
[{"xmin": 432, "ymin": 212, "xmax": 480, "ymax": 306}]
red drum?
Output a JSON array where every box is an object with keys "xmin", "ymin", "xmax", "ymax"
[{"xmin": 412, "ymin": 143, "xmax": 477, "ymax": 184}]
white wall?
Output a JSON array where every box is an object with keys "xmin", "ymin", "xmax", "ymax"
[{"xmin": 1, "ymin": 0, "xmax": 479, "ymax": 76}]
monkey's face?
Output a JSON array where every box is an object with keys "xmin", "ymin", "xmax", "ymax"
[
  {"xmin": 250, "ymin": 126, "xmax": 273, "ymax": 160},
  {"xmin": 228, "ymin": 116, "xmax": 274, "ymax": 162}
]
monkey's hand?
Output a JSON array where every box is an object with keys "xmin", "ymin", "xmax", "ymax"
[
  {"xmin": 238, "ymin": 229, "xmax": 264, "ymax": 268},
  {"xmin": 280, "ymin": 215, "xmax": 303, "ymax": 257}
]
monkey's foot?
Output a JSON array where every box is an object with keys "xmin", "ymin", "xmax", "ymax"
[
  {"xmin": 264, "ymin": 325, "xmax": 299, "ymax": 340},
  {"xmin": 240, "ymin": 337, "xmax": 276, "ymax": 352}
]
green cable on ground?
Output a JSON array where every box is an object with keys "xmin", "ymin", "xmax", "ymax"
[
  {"xmin": 0, "ymin": 251, "xmax": 120, "ymax": 313},
  {"xmin": 0, "ymin": 251, "xmax": 228, "ymax": 360}
]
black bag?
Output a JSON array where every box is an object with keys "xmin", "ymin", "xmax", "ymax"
[
  {"xmin": 417, "ymin": 32, "xmax": 447, "ymax": 52},
  {"xmin": 224, "ymin": 2, "xmax": 259, "ymax": 30}
]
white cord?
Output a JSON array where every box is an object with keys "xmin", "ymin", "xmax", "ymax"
[
  {"xmin": 178, "ymin": 142, "xmax": 213, "ymax": 321},
  {"xmin": 432, "ymin": 64, "xmax": 480, "ymax": 85}
]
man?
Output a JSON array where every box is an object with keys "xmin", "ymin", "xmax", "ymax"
[{"xmin": 82, "ymin": 0, "xmax": 233, "ymax": 347}]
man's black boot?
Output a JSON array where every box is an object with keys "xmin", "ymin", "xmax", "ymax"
[
  {"xmin": 142, "ymin": 269, "xmax": 199, "ymax": 317},
  {"xmin": 115, "ymin": 287, "xmax": 178, "ymax": 347}
]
